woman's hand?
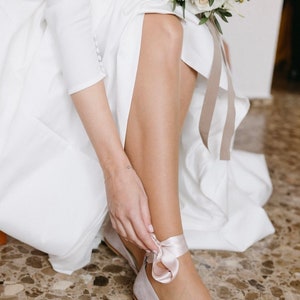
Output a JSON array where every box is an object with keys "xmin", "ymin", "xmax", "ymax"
[
  {"xmin": 104, "ymin": 165, "xmax": 158, "ymax": 252},
  {"xmin": 70, "ymin": 82, "xmax": 157, "ymax": 251}
]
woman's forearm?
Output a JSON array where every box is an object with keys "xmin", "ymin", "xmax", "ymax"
[{"xmin": 71, "ymin": 81, "xmax": 130, "ymax": 178}]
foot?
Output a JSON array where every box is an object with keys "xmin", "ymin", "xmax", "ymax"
[{"xmin": 147, "ymin": 252, "xmax": 211, "ymax": 300}]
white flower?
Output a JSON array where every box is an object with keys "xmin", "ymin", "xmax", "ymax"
[
  {"xmin": 185, "ymin": 0, "xmax": 227, "ymax": 14},
  {"xmin": 172, "ymin": 0, "xmax": 249, "ymax": 33}
]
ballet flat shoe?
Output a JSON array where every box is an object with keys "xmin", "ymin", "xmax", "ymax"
[
  {"xmin": 133, "ymin": 260, "xmax": 159, "ymax": 300},
  {"xmin": 103, "ymin": 219, "xmax": 138, "ymax": 274},
  {"xmin": 133, "ymin": 234, "xmax": 188, "ymax": 300}
]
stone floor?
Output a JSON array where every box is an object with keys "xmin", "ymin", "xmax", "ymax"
[{"xmin": 1, "ymin": 76, "xmax": 300, "ymax": 300}]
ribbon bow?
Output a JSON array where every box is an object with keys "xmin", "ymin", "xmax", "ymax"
[{"xmin": 148, "ymin": 234, "xmax": 188, "ymax": 284}]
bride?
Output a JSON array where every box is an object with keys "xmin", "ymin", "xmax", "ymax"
[{"xmin": 0, "ymin": 0, "xmax": 274, "ymax": 298}]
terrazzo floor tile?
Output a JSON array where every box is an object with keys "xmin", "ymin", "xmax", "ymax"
[{"xmin": 1, "ymin": 82, "xmax": 300, "ymax": 299}]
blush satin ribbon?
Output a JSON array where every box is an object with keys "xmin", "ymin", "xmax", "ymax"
[
  {"xmin": 147, "ymin": 234, "xmax": 188, "ymax": 284},
  {"xmin": 199, "ymin": 20, "xmax": 236, "ymax": 160}
]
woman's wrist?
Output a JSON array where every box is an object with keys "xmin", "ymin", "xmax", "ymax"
[
  {"xmin": 104, "ymin": 165, "xmax": 133, "ymax": 182},
  {"xmin": 99, "ymin": 152, "xmax": 133, "ymax": 181}
]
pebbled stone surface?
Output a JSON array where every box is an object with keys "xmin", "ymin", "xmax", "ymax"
[{"xmin": 0, "ymin": 84, "xmax": 300, "ymax": 299}]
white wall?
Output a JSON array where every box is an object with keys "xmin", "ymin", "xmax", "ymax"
[{"xmin": 222, "ymin": 0, "xmax": 283, "ymax": 99}]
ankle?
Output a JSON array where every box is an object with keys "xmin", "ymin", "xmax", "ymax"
[{"xmin": 146, "ymin": 253, "xmax": 211, "ymax": 300}]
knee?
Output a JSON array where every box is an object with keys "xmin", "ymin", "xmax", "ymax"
[
  {"xmin": 158, "ymin": 15, "xmax": 183, "ymax": 48},
  {"xmin": 146, "ymin": 14, "xmax": 183, "ymax": 56}
]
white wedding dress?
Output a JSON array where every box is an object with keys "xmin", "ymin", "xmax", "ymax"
[{"xmin": 0, "ymin": 0, "xmax": 274, "ymax": 274}]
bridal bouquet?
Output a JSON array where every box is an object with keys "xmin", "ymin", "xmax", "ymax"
[{"xmin": 172, "ymin": 0, "xmax": 249, "ymax": 33}]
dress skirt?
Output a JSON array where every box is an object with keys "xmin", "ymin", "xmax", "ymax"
[{"xmin": 0, "ymin": 0, "xmax": 274, "ymax": 274}]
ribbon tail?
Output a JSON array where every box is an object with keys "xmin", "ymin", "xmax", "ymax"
[
  {"xmin": 199, "ymin": 20, "xmax": 222, "ymax": 149},
  {"xmin": 219, "ymin": 40, "xmax": 236, "ymax": 160},
  {"xmin": 199, "ymin": 19, "xmax": 236, "ymax": 160}
]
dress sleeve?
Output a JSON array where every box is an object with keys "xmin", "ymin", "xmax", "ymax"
[{"xmin": 45, "ymin": 0, "xmax": 105, "ymax": 94}]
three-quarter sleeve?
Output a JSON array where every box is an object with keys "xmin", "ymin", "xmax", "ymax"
[{"xmin": 45, "ymin": 0, "xmax": 105, "ymax": 94}]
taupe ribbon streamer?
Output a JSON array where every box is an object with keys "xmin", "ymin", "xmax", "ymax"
[{"xmin": 199, "ymin": 20, "xmax": 236, "ymax": 160}]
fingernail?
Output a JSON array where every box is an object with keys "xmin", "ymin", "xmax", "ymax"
[
  {"xmin": 145, "ymin": 250, "xmax": 151, "ymax": 254},
  {"xmin": 148, "ymin": 224, "xmax": 154, "ymax": 232}
]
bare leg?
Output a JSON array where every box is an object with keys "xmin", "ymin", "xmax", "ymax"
[
  {"xmin": 120, "ymin": 44, "xmax": 198, "ymax": 273},
  {"xmin": 120, "ymin": 46, "xmax": 198, "ymax": 272},
  {"xmin": 124, "ymin": 14, "xmax": 210, "ymax": 300}
]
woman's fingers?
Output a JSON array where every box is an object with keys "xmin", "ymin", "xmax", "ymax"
[
  {"xmin": 110, "ymin": 208, "xmax": 157, "ymax": 251},
  {"xmin": 131, "ymin": 216, "xmax": 158, "ymax": 252},
  {"xmin": 122, "ymin": 221, "xmax": 148, "ymax": 250},
  {"xmin": 109, "ymin": 213, "xmax": 126, "ymax": 238},
  {"xmin": 139, "ymin": 193, "xmax": 154, "ymax": 234},
  {"xmin": 113, "ymin": 216, "xmax": 148, "ymax": 250}
]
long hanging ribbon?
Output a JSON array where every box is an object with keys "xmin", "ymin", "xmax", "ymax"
[{"xmin": 199, "ymin": 20, "xmax": 236, "ymax": 160}]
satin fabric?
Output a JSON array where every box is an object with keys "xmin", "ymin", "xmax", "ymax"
[
  {"xmin": 149, "ymin": 234, "xmax": 188, "ymax": 284},
  {"xmin": 0, "ymin": 0, "xmax": 274, "ymax": 274}
]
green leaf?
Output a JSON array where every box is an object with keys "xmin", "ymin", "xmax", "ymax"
[
  {"xmin": 218, "ymin": 8, "xmax": 232, "ymax": 17},
  {"xmin": 216, "ymin": 11, "xmax": 229, "ymax": 23},
  {"xmin": 209, "ymin": 0, "xmax": 214, "ymax": 7},
  {"xmin": 199, "ymin": 15, "xmax": 209, "ymax": 25},
  {"xmin": 172, "ymin": 0, "xmax": 176, "ymax": 11},
  {"xmin": 213, "ymin": 15, "xmax": 223, "ymax": 34}
]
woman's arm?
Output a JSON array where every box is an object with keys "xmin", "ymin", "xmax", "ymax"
[
  {"xmin": 71, "ymin": 83, "xmax": 129, "ymax": 177},
  {"xmin": 45, "ymin": 0, "xmax": 157, "ymax": 251},
  {"xmin": 71, "ymin": 82, "xmax": 157, "ymax": 252}
]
